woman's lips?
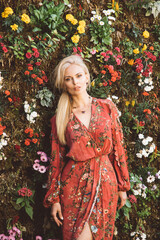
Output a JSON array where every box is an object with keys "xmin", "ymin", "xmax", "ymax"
[{"xmin": 74, "ymin": 86, "xmax": 81, "ymax": 90}]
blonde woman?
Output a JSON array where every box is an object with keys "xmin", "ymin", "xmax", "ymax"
[{"xmin": 44, "ymin": 55, "xmax": 130, "ymax": 240}]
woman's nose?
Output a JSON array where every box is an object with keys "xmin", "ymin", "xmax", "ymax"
[{"xmin": 72, "ymin": 77, "xmax": 78, "ymax": 85}]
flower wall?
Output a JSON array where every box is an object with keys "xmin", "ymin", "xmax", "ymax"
[{"xmin": 0, "ymin": 0, "xmax": 160, "ymax": 239}]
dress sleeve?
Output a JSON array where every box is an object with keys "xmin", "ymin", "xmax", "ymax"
[
  {"xmin": 43, "ymin": 115, "xmax": 66, "ymax": 208},
  {"xmin": 107, "ymin": 100, "xmax": 130, "ymax": 192}
]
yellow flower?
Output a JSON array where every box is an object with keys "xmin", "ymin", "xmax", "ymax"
[
  {"xmin": 139, "ymin": 43, "xmax": 142, "ymax": 46},
  {"xmin": 1, "ymin": 12, "xmax": 8, "ymax": 18},
  {"xmin": 133, "ymin": 48, "xmax": 139, "ymax": 54},
  {"xmin": 131, "ymin": 100, "xmax": 135, "ymax": 107},
  {"xmin": 66, "ymin": 14, "xmax": 74, "ymax": 21},
  {"xmin": 77, "ymin": 25, "xmax": 85, "ymax": 34},
  {"xmin": 91, "ymin": 81, "xmax": 95, "ymax": 87},
  {"xmin": 125, "ymin": 101, "xmax": 130, "ymax": 106},
  {"xmin": 71, "ymin": 34, "xmax": 80, "ymax": 44},
  {"xmin": 143, "ymin": 30, "xmax": 149, "ymax": 38},
  {"xmin": 115, "ymin": 2, "xmax": 119, "ymax": 11},
  {"xmin": 142, "ymin": 44, "xmax": 147, "ymax": 52},
  {"xmin": 128, "ymin": 59, "xmax": 134, "ymax": 65},
  {"xmin": 10, "ymin": 24, "xmax": 18, "ymax": 31},
  {"xmin": 79, "ymin": 20, "xmax": 86, "ymax": 27},
  {"xmin": 71, "ymin": 18, "xmax": 78, "ymax": 25},
  {"xmin": 99, "ymin": 83, "xmax": 103, "ymax": 87},
  {"xmin": 21, "ymin": 13, "xmax": 30, "ymax": 24}
]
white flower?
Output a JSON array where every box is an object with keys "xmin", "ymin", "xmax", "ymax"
[
  {"xmin": 90, "ymin": 17, "xmax": 95, "ymax": 21},
  {"xmin": 138, "ymin": 134, "xmax": 144, "ymax": 139},
  {"xmin": 108, "ymin": 16, "xmax": 116, "ymax": 21},
  {"xmin": 30, "ymin": 111, "xmax": 38, "ymax": 118},
  {"xmin": 136, "ymin": 237, "xmax": 140, "ymax": 240},
  {"xmin": 144, "ymin": 78, "xmax": 149, "ymax": 84},
  {"xmin": 130, "ymin": 232, "xmax": 136, "ymax": 237},
  {"xmin": 142, "ymin": 148, "xmax": 149, "ymax": 157},
  {"xmin": 142, "ymin": 192, "xmax": 147, "ymax": 198},
  {"xmin": 149, "ymin": 143, "xmax": 155, "ymax": 153},
  {"xmin": 103, "ymin": 10, "xmax": 111, "ymax": 16},
  {"xmin": 137, "ymin": 183, "xmax": 142, "ymax": 189},
  {"xmin": 147, "ymin": 175, "xmax": 155, "ymax": 183},
  {"xmin": 97, "ymin": 15, "xmax": 102, "ymax": 20},
  {"xmin": 94, "ymin": 14, "xmax": 98, "ymax": 19},
  {"xmin": 99, "ymin": 21, "xmax": 104, "ymax": 25},
  {"xmin": 136, "ymin": 153, "xmax": 142, "ymax": 158},
  {"xmin": 144, "ymin": 85, "xmax": 152, "ymax": 92},
  {"xmin": 108, "ymin": 21, "xmax": 112, "ymax": 25},
  {"xmin": 142, "ymin": 138, "xmax": 149, "ymax": 146},
  {"xmin": 133, "ymin": 189, "xmax": 139, "ymax": 195},
  {"xmin": 91, "ymin": 10, "xmax": 96, "ymax": 15},
  {"xmin": 156, "ymin": 170, "xmax": 160, "ymax": 179},
  {"xmin": 110, "ymin": 9, "xmax": 115, "ymax": 13},
  {"xmin": 112, "ymin": 95, "xmax": 118, "ymax": 100},
  {"xmin": 146, "ymin": 136, "xmax": 153, "ymax": 142}
]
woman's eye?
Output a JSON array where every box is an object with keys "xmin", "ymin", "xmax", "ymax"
[
  {"xmin": 65, "ymin": 78, "xmax": 70, "ymax": 81},
  {"xmin": 77, "ymin": 74, "xmax": 82, "ymax": 78}
]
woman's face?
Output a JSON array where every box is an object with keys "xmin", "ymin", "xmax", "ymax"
[{"xmin": 63, "ymin": 64, "xmax": 88, "ymax": 96}]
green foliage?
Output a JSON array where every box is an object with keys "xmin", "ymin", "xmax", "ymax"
[
  {"xmin": 124, "ymin": 0, "xmax": 151, "ymax": 12},
  {"xmin": 89, "ymin": 13, "xmax": 115, "ymax": 48},
  {"xmin": 36, "ymin": 87, "xmax": 55, "ymax": 107},
  {"xmin": 29, "ymin": 0, "xmax": 66, "ymax": 39},
  {"xmin": 142, "ymin": 1, "xmax": 160, "ymax": 18},
  {"xmin": 120, "ymin": 38, "xmax": 136, "ymax": 57}
]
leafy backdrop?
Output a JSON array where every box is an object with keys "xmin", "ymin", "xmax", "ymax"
[{"xmin": 0, "ymin": 0, "xmax": 160, "ymax": 239}]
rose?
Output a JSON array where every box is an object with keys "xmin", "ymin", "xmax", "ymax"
[{"xmin": 26, "ymin": 52, "xmax": 32, "ymax": 59}]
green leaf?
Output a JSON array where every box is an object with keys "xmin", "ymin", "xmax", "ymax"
[
  {"xmin": 125, "ymin": 199, "xmax": 132, "ymax": 208},
  {"xmin": 33, "ymin": 27, "xmax": 42, "ymax": 32},
  {"xmin": 25, "ymin": 206, "xmax": 33, "ymax": 219},
  {"xmin": 16, "ymin": 198, "xmax": 24, "ymax": 204}
]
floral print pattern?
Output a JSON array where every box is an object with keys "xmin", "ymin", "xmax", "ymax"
[{"xmin": 44, "ymin": 98, "xmax": 130, "ymax": 240}]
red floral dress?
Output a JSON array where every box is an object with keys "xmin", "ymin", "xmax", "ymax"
[{"xmin": 44, "ymin": 98, "xmax": 130, "ymax": 240}]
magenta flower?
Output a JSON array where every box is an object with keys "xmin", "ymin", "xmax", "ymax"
[{"xmin": 115, "ymin": 47, "xmax": 120, "ymax": 52}]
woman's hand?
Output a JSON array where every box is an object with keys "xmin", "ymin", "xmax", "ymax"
[
  {"xmin": 51, "ymin": 202, "xmax": 63, "ymax": 226},
  {"xmin": 118, "ymin": 191, "xmax": 127, "ymax": 209}
]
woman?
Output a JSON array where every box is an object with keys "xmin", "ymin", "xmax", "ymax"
[{"xmin": 44, "ymin": 55, "xmax": 130, "ymax": 240}]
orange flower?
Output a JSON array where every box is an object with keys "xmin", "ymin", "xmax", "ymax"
[
  {"xmin": 25, "ymin": 71, "xmax": 30, "ymax": 75},
  {"xmin": 142, "ymin": 92, "xmax": 149, "ymax": 96},
  {"xmin": 31, "ymin": 74, "xmax": 37, "ymax": 79},
  {"xmin": 0, "ymin": 124, "xmax": 6, "ymax": 135},
  {"xmin": 5, "ymin": 90, "xmax": 10, "ymax": 96},
  {"xmin": 36, "ymin": 77, "xmax": 43, "ymax": 85},
  {"xmin": 153, "ymin": 93, "xmax": 157, "ymax": 98},
  {"xmin": 101, "ymin": 70, "xmax": 106, "ymax": 74},
  {"xmin": 0, "ymin": 117, "xmax": 2, "ymax": 122},
  {"xmin": 28, "ymin": 66, "xmax": 33, "ymax": 71},
  {"xmin": 143, "ymin": 109, "xmax": 151, "ymax": 114},
  {"xmin": 8, "ymin": 97, "xmax": 12, "ymax": 102},
  {"xmin": 25, "ymin": 139, "xmax": 31, "ymax": 146},
  {"xmin": 32, "ymin": 138, "xmax": 38, "ymax": 144},
  {"xmin": 149, "ymin": 46, "xmax": 154, "ymax": 51},
  {"xmin": 35, "ymin": 133, "xmax": 39, "ymax": 137}
]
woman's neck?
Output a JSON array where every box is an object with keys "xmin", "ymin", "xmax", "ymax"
[{"xmin": 71, "ymin": 92, "xmax": 91, "ymax": 108}]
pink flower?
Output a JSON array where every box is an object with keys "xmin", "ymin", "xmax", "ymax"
[
  {"xmin": 26, "ymin": 52, "xmax": 32, "ymax": 59},
  {"xmin": 129, "ymin": 194, "xmax": 137, "ymax": 204},
  {"xmin": 115, "ymin": 47, "xmax": 120, "ymax": 52},
  {"xmin": 0, "ymin": 35, "xmax": 3, "ymax": 38},
  {"xmin": 116, "ymin": 58, "xmax": 121, "ymax": 65},
  {"xmin": 73, "ymin": 47, "xmax": 77, "ymax": 53},
  {"xmin": 34, "ymin": 159, "xmax": 40, "ymax": 163},
  {"xmin": 104, "ymin": 56, "xmax": 110, "ymax": 61},
  {"xmin": 33, "ymin": 163, "xmax": 40, "ymax": 171},
  {"xmin": 40, "ymin": 155, "xmax": 48, "ymax": 162},
  {"xmin": 39, "ymin": 165, "xmax": 46, "ymax": 173},
  {"xmin": 90, "ymin": 49, "xmax": 96, "ymax": 55},
  {"xmin": 8, "ymin": 236, "xmax": 15, "ymax": 240},
  {"xmin": 36, "ymin": 236, "xmax": 42, "ymax": 240},
  {"xmin": 106, "ymin": 50, "xmax": 113, "ymax": 55},
  {"xmin": 37, "ymin": 151, "xmax": 43, "ymax": 155},
  {"xmin": 117, "ymin": 54, "xmax": 122, "ymax": 59},
  {"xmin": 100, "ymin": 52, "xmax": 106, "ymax": 57}
]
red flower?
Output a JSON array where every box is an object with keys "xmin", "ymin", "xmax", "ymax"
[
  {"xmin": 77, "ymin": 47, "xmax": 82, "ymax": 53},
  {"xmin": 101, "ymin": 70, "xmax": 106, "ymax": 74},
  {"xmin": 0, "ymin": 35, "xmax": 3, "ymax": 38},
  {"xmin": 115, "ymin": 47, "xmax": 120, "ymax": 52},
  {"xmin": 28, "ymin": 66, "xmax": 33, "ymax": 71},
  {"xmin": 35, "ymin": 62, "xmax": 41, "ymax": 66},
  {"xmin": 32, "ymin": 48, "xmax": 38, "ymax": 52},
  {"xmin": 2, "ymin": 47, "xmax": 8, "ymax": 53},
  {"xmin": 26, "ymin": 52, "xmax": 32, "ymax": 59},
  {"xmin": 139, "ymin": 121, "xmax": 145, "ymax": 126},
  {"xmin": 25, "ymin": 139, "xmax": 31, "ymax": 146},
  {"xmin": 14, "ymin": 144, "xmax": 21, "ymax": 152},
  {"xmin": 33, "ymin": 51, "xmax": 40, "ymax": 58},
  {"xmin": 42, "ymin": 75, "xmax": 48, "ymax": 82},
  {"xmin": 31, "ymin": 74, "xmax": 37, "ymax": 79}
]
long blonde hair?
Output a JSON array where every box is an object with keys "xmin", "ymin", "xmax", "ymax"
[{"xmin": 53, "ymin": 55, "xmax": 90, "ymax": 145}]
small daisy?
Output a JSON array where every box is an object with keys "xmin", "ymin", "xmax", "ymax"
[
  {"xmin": 99, "ymin": 21, "xmax": 104, "ymax": 25},
  {"xmin": 90, "ymin": 17, "xmax": 95, "ymax": 21},
  {"xmin": 138, "ymin": 133, "xmax": 144, "ymax": 139},
  {"xmin": 147, "ymin": 175, "xmax": 155, "ymax": 183}
]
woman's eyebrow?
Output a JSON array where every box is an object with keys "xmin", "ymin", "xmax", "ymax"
[{"xmin": 64, "ymin": 72, "xmax": 83, "ymax": 78}]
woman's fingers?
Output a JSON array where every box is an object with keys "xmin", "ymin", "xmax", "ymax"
[
  {"xmin": 51, "ymin": 203, "xmax": 63, "ymax": 226},
  {"xmin": 118, "ymin": 191, "xmax": 127, "ymax": 209}
]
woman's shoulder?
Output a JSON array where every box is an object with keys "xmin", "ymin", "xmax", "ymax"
[{"xmin": 93, "ymin": 97, "xmax": 119, "ymax": 117}]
